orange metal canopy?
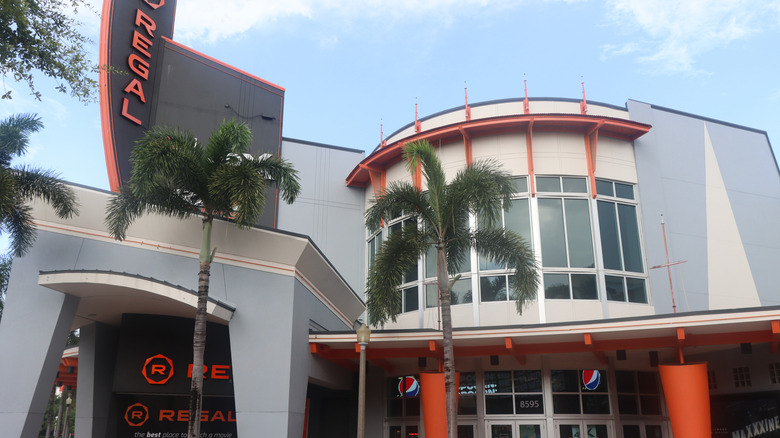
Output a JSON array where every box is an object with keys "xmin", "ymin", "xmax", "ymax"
[
  {"xmin": 346, "ymin": 113, "xmax": 652, "ymax": 187},
  {"xmin": 310, "ymin": 307, "xmax": 780, "ymax": 373}
]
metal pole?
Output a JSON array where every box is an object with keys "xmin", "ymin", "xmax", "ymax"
[
  {"xmin": 661, "ymin": 215, "xmax": 677, "ymax": 313},
  {"xmin": 357, "ymin": 343, "xmax": 367, "ymax": 438}
]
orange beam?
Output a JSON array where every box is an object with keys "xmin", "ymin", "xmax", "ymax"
[
  {"xmin": 676, "ymin": 328, "xmax": 686, "ymax": 364},
  {"xmin": 584, "ymin": 333, "xmax": 608, "ymax": 365},
  {"xmin": 459, "ymin": 126, "xmax": 473, "ymax": 166},
  {"xmin": 526, "ymin": 120, "xmax": 535, "ymax": 197},
  {"xmin": 505, "ymin": 337, "xmax": 526, "ymax": 365}
]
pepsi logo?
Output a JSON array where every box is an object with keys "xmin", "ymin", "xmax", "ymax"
[
  {"xmin": 582, "ymin": 370, "xmax": 601, "ymax": 390},
  {"xmin": 398, "ymin": 376, "xmax": 420, "ymax": 397}
]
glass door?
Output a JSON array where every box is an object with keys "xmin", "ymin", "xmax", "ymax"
[
  {"xmin": 555, "ymin": 421, "xmax": 611, "ymax": 438},
  {"xmin": 388, "ymin": 423, "xmax": 419, "ymax": 438},
  {"xmin": 486, "ymin": 421, "xmax": 545, "ymax": 438}
]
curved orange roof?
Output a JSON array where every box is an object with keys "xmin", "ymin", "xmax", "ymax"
[{"xmin": 347, "ymin": 112, "xmax": 651, "ymax": 187}]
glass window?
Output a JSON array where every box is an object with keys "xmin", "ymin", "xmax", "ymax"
[
  {"xmin": 427, "ymin": 279, "xmax": 472, "ymax": 308},
  {"xmin": 552, "ymin": 369, "xmax": 609, "ymax": 415},
  {"xmin": 540, "ymin": 198, "xmax": 594, "ymax": 268},
  {"xmin": 389, "ymin": 218, "xmax": 419, "ymax": 283},
  {"xmin": 485, "ymin": 370, "xmax": 544, "ymax": 415},
  {"xmin": 544, "ymin": 273, "xmax": 570, "ymax": 299},
  {"xmin": 368, "ymin": 231, "xmax": 382, "ymax": 271},
  {"xmin": 505, "ymin": 198, "xmax": 532, "ymax": 244},
  {"xmin": 545, "ymin": 273, "xmax": 598, "ymax": 300},
  {"xmin": 562, "ymin": 177, "xmax": 588, "ymax": 193},
  {"xmin": 403, "ymin": 286, "xmax": 418, "ymax": 313},
  {"xmin": 596, "ymin": 179, "xmax": 614, "ymax": 196},
  {"xmin": 597, "ymin": 200, "xmax": 622, "ymax": 270},
  {"xmin": 481, "ymin": 275, "xmax": 508, "ymax": 302},
  {"xmin": 626, "ymin": 278, "xmax": 647, "ymax": 303},
  {"xmin": 539, "ymin": 198, "xmax": 567, "ymax": 267},
  {"xmin": 618, "ymin": 204, "xmax": 643, "ymax": 272},
  {"xmin": 537, "ymin": 176, "xmax": 561, "ymax": 192},
  {"xmin": 615, "ymin": 182, "xmax": 635, "ymax": 200},
  {"xmin": 571, "ymin": 274, "xmax": 598, "ymax": 300},
  {"xmin": 387, "ymin": 376, "xmax": 421, "ymax": 417},
  {"xmin": 597, "ymin": 184, "xmax": 644, "ymax": 275},
  {"xmin": 565, "ymin": 199, "xmax": 595, "ymax": 268},
  {"xmin": 606, "ymin": 275, "xmax": 626, "ymax": 301},
  {"xmin": 733, "ymin": 366, "xmax": 751, "ymax": 387},
  {"xmin": 513, "ymin": 176, "xmax": 528, "ymax": 193},
  {"xmin": 425, "ymin": 245, "xmax": 436, "ymax": 278},
  {"xmin": 459, "ymin": 372, "xmax": 477, "ymax": 415},
  {"xmin": 616, "ymin": 371, "xmax": 662, "ymax": 416}
]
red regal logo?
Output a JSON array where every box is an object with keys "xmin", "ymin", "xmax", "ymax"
[
  {"xmin": 142, "ymin": 354, "xmax": 174, "ymax": 384},
  {"xmin": 125, "ymin": 402, "xmax": 149, "ymax": 426}
]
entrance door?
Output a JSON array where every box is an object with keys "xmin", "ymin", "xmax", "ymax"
[
  {"xmin": 388, "ymin": 423, "xmax": 419, "ymax": 438},
  {"xmin": 485, "ymin": 421, "xmax": 545, "ymax": 438},
  {"xmin": 555, "ymin": 421, "xmax": 612, "ymax": 438}
]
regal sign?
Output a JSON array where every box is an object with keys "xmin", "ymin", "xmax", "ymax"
[
  {"xmin": 98, "ymin": 0, "xmax": 285, "ymax": 221},
  {"xmin": 99, "ymin": 0, "xmax": 177, "ymax": 191}
]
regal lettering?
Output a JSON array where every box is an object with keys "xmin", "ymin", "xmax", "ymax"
[{"xmin": 121, "ymin": 4, "xmax": 162, "ymax": 125}]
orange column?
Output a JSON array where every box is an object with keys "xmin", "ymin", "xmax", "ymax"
[
  {"xmin": 658, "ymin": 362, "xmax": 711, "ymax": 438},
  {"xmin": 420, "ymin": 373, "xmax": 459, "ymax": 438}
]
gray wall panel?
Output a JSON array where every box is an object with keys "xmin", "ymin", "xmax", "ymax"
[
  {"xmin": 0, "ymin": 249, "xmax": 79, "ymax": 437},
  {"xmin": 630, "ymin": 100, "xmax": 710, "ymax": 313},
  {"xmin": 279, "ymin": 140, "xmax": 366, "ymax": 294},
  {"xmin": 705, "ymin": 121, "xmax": 780, "ymax": 305}
]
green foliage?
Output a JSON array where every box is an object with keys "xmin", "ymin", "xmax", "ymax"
[
  {"xmin": 0, "ymin": 113, "xmax": 79, "ymax": 256},
  {"xmin": 0, "ymin": 253, "xmax": 11, "ymax": 322},
  {"xmin": 0, "ymin": 0, "xmax": 97, "ymax": 102},
  {"xmin": 365, "ymin": 139, "xmax": 538, "ymax": 325},
  {"xmin": 105, "ymin": 120, "xmax": 302, "ymax": 241}
]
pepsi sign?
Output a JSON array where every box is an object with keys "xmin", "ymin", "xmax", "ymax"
[
  {"xmin": 398, "ymin": 376, "xmax": 420, "ymax": 397},
  {"xmin": 582, "ymin": 370, "xmax": 601, "ymax": 391}
]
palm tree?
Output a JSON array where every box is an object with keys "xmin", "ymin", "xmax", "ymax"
[
  {"xmin": 365, "ymin": 139, "xmax": 538, "ymax": 438},
  {"xmin": 105, "ymin": 120, "xmax": 300, "ymax": 438},
  {"xmin": 0, "ymin": 113, "xmax": 78, "ymax": 257}
]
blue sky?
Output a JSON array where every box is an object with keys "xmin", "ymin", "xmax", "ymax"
[{"xmin": 1, "ymin": 0, "xmax": 779, "ymax": 192}]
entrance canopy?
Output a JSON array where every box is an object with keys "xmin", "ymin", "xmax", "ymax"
[{"xmin": 310, "ymin": 306, "xmax": 780, "ymax": 372}]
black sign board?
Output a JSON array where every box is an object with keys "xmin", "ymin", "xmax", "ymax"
[
  {"xmin": 711, "ymin": 393, "xmax": 780, "ymax": 438},
  {"xmin": 117, "ymin": 394, "xmax": 237, "ymax": 437},
  {"xmin": 113, "ymin": 314, "xmax": 234, "ymax": 396}
]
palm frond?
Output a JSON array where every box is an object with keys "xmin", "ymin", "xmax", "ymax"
[
  {"xmin": 365, "ymin": 182, "xmax": 434, "ymax": 233},
  {"xmin": 449, "ymin": 159, "xmax": 515, "ymax": 226},
  {"xmin": 209, "ymin": 159, "xmax": 268, "ymax": 227},
  {"xmin": 473, "ymin": 228, "xmax": 539, "ymax": 313},
  {"xmin": 366, "ymin": 224, "xmax": 428, "ymax": 325},
  {"xmin": 0, "ymin": 113, "xmax": 43, "ymax": 165},
  {"xmin": 105, "ymin": 187, "xmax": 199, "ymax": 240},
  {"xmin": 205, "ymin": 120, "xmax": 252, "ymax": 168},
  {"xmin": 11, "ymin": 166, "xmax": 78, "ymax": 218},
  {"xmin": 251, "ymin": 154, "xmax": 301, "ymax": 204},
  {"xmin": 4, "ymin": 202, "xmax": 36, "ymax": 257},
  {"xmin": 130, "ymin": 126, "xmax": 207, "ymax": 199}
]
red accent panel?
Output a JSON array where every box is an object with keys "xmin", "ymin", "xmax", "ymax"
[
  {"xmin": 419, "ymin": 373, "xmax": 459, "ymax": 438},
  {"xmin": 659, "ymin": 363, "xmax": 711, "ymax": 438}
]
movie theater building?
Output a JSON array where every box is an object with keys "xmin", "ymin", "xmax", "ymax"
[{"xmin": 1, "ymin": 2, "xmax": 780, "ymax": 438}]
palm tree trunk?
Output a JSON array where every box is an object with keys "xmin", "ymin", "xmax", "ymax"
[
  {"xmin": 436, "ymin": 246, "xmax": 457, "ymax": 438},
  {"xmin": 188, "ymin": 219, "xmax": 213, "ymax": 438}
]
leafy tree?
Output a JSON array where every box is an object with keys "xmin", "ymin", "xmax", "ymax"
[
  {"xmin": 365, "ymin": 140, "xmax": 538, "ymax": 438},
  {"xmin": 0, "ymin": 0, "xmax": 97, "ymax": 102},
  {"xmin": 0, "ymin": 113, "xmax": 79, "ymax": 257},
  {"xmin": 105, "ymin": 120, "xmax": 301, "ymax": 438}
]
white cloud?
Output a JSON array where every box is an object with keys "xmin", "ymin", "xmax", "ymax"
[
  {"xmin": 603, "ymin": 0, "xmax": 780, "ymax": 74},
  {"xmin": 173, "ymin": 0, "xmax": 521, "ymax": 44}
]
